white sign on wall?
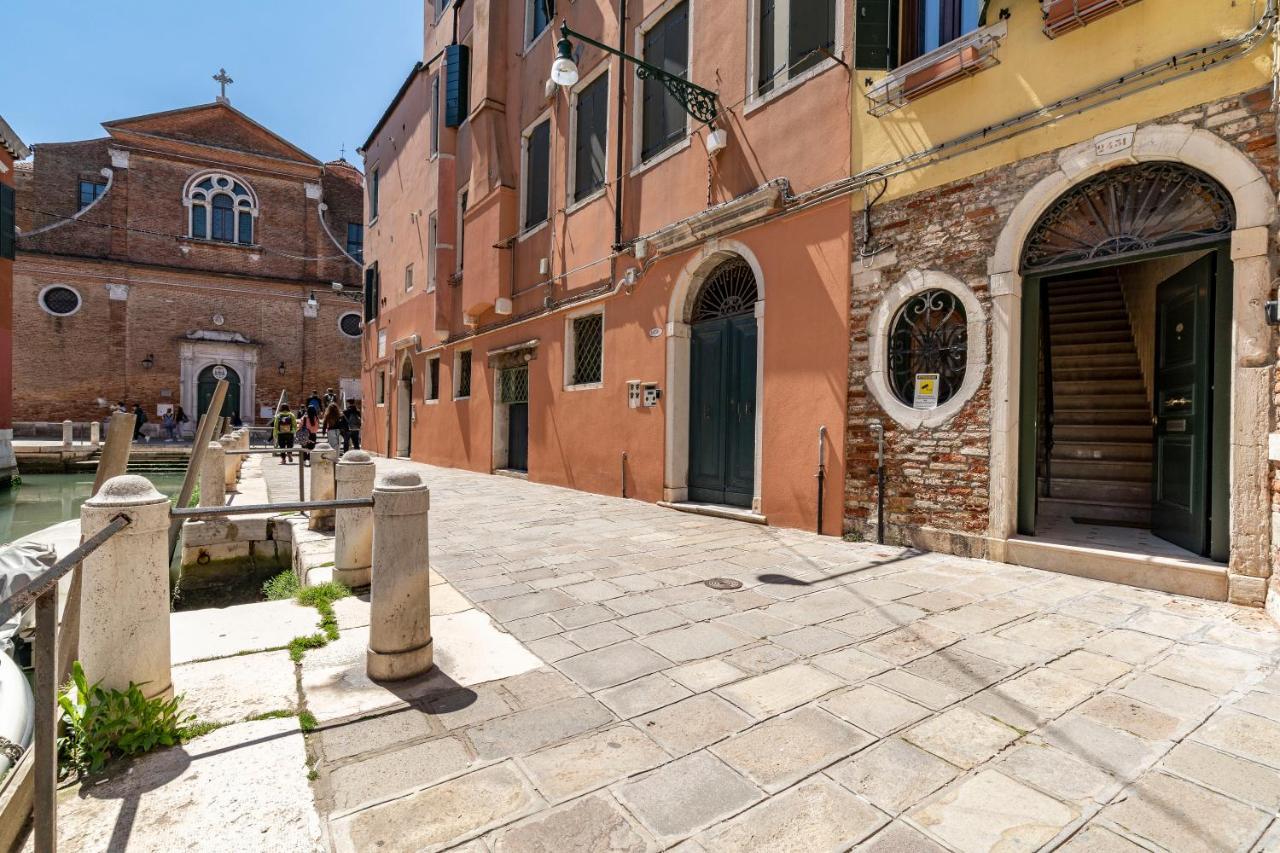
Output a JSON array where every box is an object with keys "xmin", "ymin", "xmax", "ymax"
[
  {"xmin": 913, "ymin": 374, "xmax": 940, "ymax": 410},
  {"xmin": 211, "ymin": 365, "xmax": 229, "ymax": 381}
]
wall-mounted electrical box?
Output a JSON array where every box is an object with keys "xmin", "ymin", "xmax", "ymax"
[
  {"xmin": 642, "ymin": 383, "xmax": 662, "ymax": 407},
  {"xmin": 627, "ymin": 380, "xmax": 643, "ymax": 409}
]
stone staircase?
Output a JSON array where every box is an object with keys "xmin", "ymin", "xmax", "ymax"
[
  {"xmin": 72, "ymin": 447, "xmax": 194, "ymax": 476},
  {"xmin": 1039, "ymin": 273, "xmax": 1153, "ymax": 525}
]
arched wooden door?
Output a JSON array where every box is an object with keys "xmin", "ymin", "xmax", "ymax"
[
  {"xmin": 197, "ymin": 364, "xmax": 241, "ymax": 421},
  {"xmin": 688, "ymin": 260, "xmax": 758, "ymax": 508}
]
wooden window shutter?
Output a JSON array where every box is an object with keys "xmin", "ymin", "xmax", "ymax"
[
  {"xmin": 855, "ymin": 0, "xmax": 897, "ymax": 70},
  {"xmin": 0, "ymin": 184, "xmax": 13, "ymax": 261},
  {"xmin": 445, "ymin": 44, "xmax": 471, "ymax": 128}
]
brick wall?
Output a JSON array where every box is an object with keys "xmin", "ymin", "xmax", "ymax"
[{"xmin": 847, "ymin": 87, "xmax": 1279, "ymax": 548}]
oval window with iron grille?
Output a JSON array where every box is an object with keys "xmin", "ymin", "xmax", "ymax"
[
  {"xmin": 887, "ymin": 289, "xmax": 967, "ymax": 407},
  {"xmin": 338, "ymin": 312, "xmax": 362, "ymax": 338},
  {"xmin": 39, "ymin": 286, "xmax": 82, "ymax": 317}
]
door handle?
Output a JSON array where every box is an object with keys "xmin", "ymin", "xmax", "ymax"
[{"xmin": 1165, "ymin": 396, "xmax": 1192, "ymax": 408}]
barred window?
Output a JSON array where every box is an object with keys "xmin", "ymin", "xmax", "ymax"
[
  {"xmin": 570, "ymin": 313, "xmax": 603, "ymax": 386},
  {"xmin": 455, "ymin": 350, "xmax": 472, "ymax": 399},
  {"xmin": 500, "ymin": 365, "xmax": 529, "ymax": 404}
]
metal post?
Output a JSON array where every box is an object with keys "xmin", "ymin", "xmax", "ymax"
[
  {"xmin": 297, "ymin": 448, "xmax": 306, "ymax": 501},
  {"xmin": 367, "ymin": 470, "xmax": 433, "ymax": 681},
  {"xmin": 32, "ymin": 589, "xmax": 56, "ymax": 853},
  {"xmin": 869, "ymin": 419, "xmax": 885, "ymax": 545},
  {"xmin": 816, "ymin": 425, "xmax": 827, "ymax": 535}
]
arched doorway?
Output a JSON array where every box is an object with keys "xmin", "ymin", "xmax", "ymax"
[
  {"xmin": 1014, "ymin": 162, "xmax": 1236, "ymax": 561},
  {"xmin": 197, "ymin": 364, "xmax": 241, "ymax": 421},
  {"xmin": 688, "ymin": 259, "xmax": 759, "ymax": 508},
  {"xmin": 396, "ymin": 357, "xmax": 413, "ymax": 458}
]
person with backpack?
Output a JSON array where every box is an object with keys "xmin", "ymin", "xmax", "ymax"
[
  {"xmin": 342, "ymin": 402, "xmax": 362, "ymax": 452},
  {"xmin": 272, "ymin": 405, "xmax": 297, "ymax": 464},
  {"xmin": 297, "ymin": 407, "xmax": 320, "ymax": 465}
]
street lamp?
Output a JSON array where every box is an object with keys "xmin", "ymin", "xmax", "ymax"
[
  {"xmin": 549, "ymin": 22, "xmax": 719, "ymax": 125},
  {"xmin": 141, "ymin": 353, "xmax": 154, "ymax": 370}
]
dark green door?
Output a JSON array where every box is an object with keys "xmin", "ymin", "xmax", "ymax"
[
  {"xmin": 502, "ymin": 365, "xmax": 529, "ymax": 472},
  {"xmin": 689, "ymin": 314, "xmax": 756, "ymax": 507},
  {"xmin": 1152, "ymin": 255, "xmax": 1213, "ymax": 555},
  {"xmin": 197, "ymin": 364, "xmax": 240, "ymax": 421}
]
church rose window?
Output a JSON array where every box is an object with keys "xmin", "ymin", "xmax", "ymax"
[
  {"xmin": 186, "ymin": 171, "xmax": 258, "ymax": 245},
  {"xmin": 39, "ymin": 285, "xmax": 82, "ymax": 317},
  {"xmin": 887, "ymin": 288, "xmax": 967, "ymax": 407},
  {"xmin": 339, "ymin": 312, "xmax": 362, "ymax": 338}
]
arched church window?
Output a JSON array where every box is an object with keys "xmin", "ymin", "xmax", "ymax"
[{"xmin": 186, "ymin": 172, "xmax": 258, "ymax": 245}]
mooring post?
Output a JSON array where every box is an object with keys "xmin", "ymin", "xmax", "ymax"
[
  {"xmin": 79, "ymin": 475, "xmax": 173, "ymax": 698},
  {"xmin": 367, "ymin": 470, "xmax": 432, "ymax": 681},
  {"xmin": 333, "ymin": 450, "xmax": 376, "ymax": 587},
  {"xmin": 61, "ymin": 420, "xmax": 73, "ymax": 448},
  {"xmin": 308, "ymin": 439, "xmax": 338, "ymax": 532},
  {"xmin": 219, "ymin": 434, "xmax": 238, "ymax": 491},
  {"xmin": 90, "ymin": 420, "xmax": 100, "ymax": 448},
  {"xmin": 200, "ymin": 441, "xmax": 226, "ymax": 508}
]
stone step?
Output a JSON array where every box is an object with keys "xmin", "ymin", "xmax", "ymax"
[
  {"xmin": 1042, "ymin": 457, "xmax": 1151, "ymax": 482},
  {"xmin": 1054, "ymin": 379, "xmax": 1146, "ymax": 396},
  {"xmin": 1055, "ymin": 393, "xmax": 1149, "ymax": 410},
  {"xmin": 1053, "ymin": 342, "xmax": 1140, "ymax": 357},
  {"xmin": 1047, "ymin": 307, "xmax": 1129, "ymax": 322},
  {"xmin": 1047, "ymin": 291, "xmax": 1125, "ymax": 306},
  {"xmin": 1037, "ymin": 496, "xmax": 1152, "ymax": 525},
  {"xmin": 1051, "ymin": 441, "xmax": 1153, "ymax": 462},
  {"xmin": 1050, "ymin": 329, "xmax": 1135, "ymax": 345},
  {"xmin": 1050, "ymin": 318, "xmax": 1131, "ymax": 334},
  {"xmin": 1053, "ymin": 366, "xmax": 1146, "ymax": 383},
  {"xmin": 1042, "ymin": 476, "xmax": 1151, "ymax": 503},
  {"xmin": 1053, "ymin": 408, "xmax": 1152, "ymax": 426},
  {"xmin": 1054, "ymin": 423, "xmax": 1153, "ymax": 441}
]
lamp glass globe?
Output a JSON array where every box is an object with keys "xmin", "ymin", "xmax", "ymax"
[{"xmin": 551, "ymin": 57, "xmax": 579, "ymax": 87}]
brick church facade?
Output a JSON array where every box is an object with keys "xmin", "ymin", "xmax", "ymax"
[{"xmin": 12, "ymin": 100, "xmax": 364, "ymax": 429}]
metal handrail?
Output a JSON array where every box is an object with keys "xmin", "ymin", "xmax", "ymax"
[
  {"xmin": 0, "ymin": 516, "xmax": 131, "ymax": 626},
  {"xmin": 172, "ymin": 498, "xmax": 372, "ymax": 519}
]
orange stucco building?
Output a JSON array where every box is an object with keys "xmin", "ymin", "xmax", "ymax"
[{"xmin": 360, "ymin": 0, "xmax": 853, "ymax": 533}]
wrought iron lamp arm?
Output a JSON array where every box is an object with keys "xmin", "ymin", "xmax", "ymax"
[{"xmin": 557, "ymin": 23, "xmax": 719, "ymax": 125}]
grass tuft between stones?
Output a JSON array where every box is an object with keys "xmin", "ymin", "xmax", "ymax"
[{"xmin": 267, "ymin": 574, "xmax": 351, "ymax": 662}]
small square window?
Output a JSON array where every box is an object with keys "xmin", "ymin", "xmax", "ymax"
[
  {"xmin": 405, "ymin": 263, "xmax": 414, "ymax": 292},
  {"xmin": 78, "ymin": 180, "xmax": 106, "ymax": 210},
  {"xmin": 455, "ymin": 350, "xmax": 472, "ymax": 399},
  {"xmin": 569, "ymin": 313, "xmax": 604, "ymax": 386}
]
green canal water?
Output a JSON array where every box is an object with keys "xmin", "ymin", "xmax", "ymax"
[{"xmin": 0, "ymin": 473, "xmax": 187, "ymax": 546}]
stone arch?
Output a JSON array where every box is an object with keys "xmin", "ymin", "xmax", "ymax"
[
  {"xmin": 664, "ymin": 239, "xmax": 767, "ymax": 513},
  {"xmin": 986, "ymin": 124, "xmax": 1276, "ymax": 604}
]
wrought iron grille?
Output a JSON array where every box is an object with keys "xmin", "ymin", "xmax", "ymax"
[
  {"xmin": 888, "ymin": 289, "xmax": 968, "ymax": 407},
  {"xmin": 41, "ymin": 286, "xmax": 80, "ymax": 316},
  {"xmin": 500, "ymin": 365, "xmax": 529, "ymax": 405},
  {"xmin": 572, "ymin": 314, "xmax": 603, "ymax": 385},
  {"xmin": 339, "ymin": 313, "xmax": 362, "ymax": 337},
  {"xmin": 1021, "ymin": 162, "xmax": 1235, "ymax": 274},
  {"xmin": 692, "ymin": 260, "xmax": 758, "ymax": 322},
  {"xmin": 456, "ymin": 351, "xmax": 472, "ymax": 398}
]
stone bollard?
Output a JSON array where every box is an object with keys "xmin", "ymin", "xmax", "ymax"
[
  {"xmin": 333, "ymin": 450, "xmax": 376, "ymax": 587},
  {"xmin": 308, "ymin": 439, "xmax": 338, "ymax": 532},
  {"xmin": 199, "ymin": 440, "xmax": 226, "ymax": 508},
  {"xmin": 90, "ymin": 420, "xmax": 100, "ymax": 447},
  {"xmin": 219, "ymin": 434, "xmax": 238, "ymax": 490},
  {"xmin": 79, "ymin": 475, "xmax": 173, "ymax": 699},
  {"xmin": 367, "ymin": 470, "xmax": 433, "ymax": 681},
  {"xmin": 61, "ymin": 420, "xmax": 73, "ymax": 448}
]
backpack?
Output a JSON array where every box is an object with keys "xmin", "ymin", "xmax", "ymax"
[{"xmin": 277, "ymin": 412, "xmax": 296, "ymax": 433}]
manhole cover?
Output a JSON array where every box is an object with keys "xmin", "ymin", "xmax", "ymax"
[{"xmin": 705, "ymin": 577, "xmax": 743, "ymax": 591}]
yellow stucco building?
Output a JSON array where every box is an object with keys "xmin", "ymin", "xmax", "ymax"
[{"xmin": 844, "ymin": 0, "xmax": 1280, "ymax": 610}]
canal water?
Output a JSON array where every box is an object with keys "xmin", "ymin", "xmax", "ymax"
[{"xmin": 0, "ymin": 473, "xmax": 187, "ymax": 546}]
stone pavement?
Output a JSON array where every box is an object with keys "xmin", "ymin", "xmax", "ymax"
[{"xmin": 276, "ymin": 456, "xmax": 1280, "ymax": 853}]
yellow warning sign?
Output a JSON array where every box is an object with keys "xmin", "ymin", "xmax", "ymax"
[{"xmin": 913, "ymin": 373, "xmax": 940, "ymax": 410}]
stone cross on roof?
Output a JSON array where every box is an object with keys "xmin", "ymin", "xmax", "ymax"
[{"xmin": 213, "ymin": 68, "xmax": 234, "ymax": 104}]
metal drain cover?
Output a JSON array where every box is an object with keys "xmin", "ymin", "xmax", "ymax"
[{"xmin": 705, "ymin": 577, "xmax": 743, "ymax": 591}]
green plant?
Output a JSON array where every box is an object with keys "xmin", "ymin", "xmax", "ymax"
[
  {"xmin": 288, "ymin": 634, "xmax": 327, "ymax": 663},
  {"xmin": 178, "ymin": 720, "xmax": 225, "ymax": 741},
  {"xmin": 262, "ymin": 571, "xmax": 300, "ymax": 600},
  {"xmin": 298, "ymin": 710, "xmax": 317, "ymax": 733},
  {"xmin": 57, "ymin": 661, "xmax": 194, "ymax": 777}
]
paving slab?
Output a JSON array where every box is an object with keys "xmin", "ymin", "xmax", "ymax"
[
  {"xmin": 466, "ymin": 696, "xmax": 615, "ymax": 761},
  {"xmin": 325, "ymin": 734, "xmax": 475, "ymax": 810},
  {"xmin": 908, "ymin": 769, "xmax": 1079, "ymax": 853},
  {"xmin": 996, "ymin": 742, "xmax": 1119, "ymax": 804},
  {"xmin": 827, "ymin": 737, "xmax": 959, "ymax": 815},
  {"xmin": 701, "ymin": 777, "xmax": 886, "ymax": 852},
  {"xmin": 331, "ymin": 761, "xmax": 542, "ymax": 852},
  {"xmin": 820, "ymin": 684, "xmax": 931, "ymax": 736},
  {"xmin": 170, "ymin": 598, "xmax": 319, "ymax": 664},
  {"xmin": 37, "ymin": 718, "xmax": 320, "ymax": 853},
  {"xmin": 556, "ymin": 641, "xmax": 673, "ymax": 691},
  {"xmin": 856, "ymin": 821, "xmax": 948, "ymax": 852},
  {"xmin": 715, "ymin": 663, "xmax": 844, "ymax": 718},
  {"xmin": 1191, "ymin": 709, "xmax": 1280, "ymax": 769},
  {"xmin": 172, "ymin": 648, "xmax": 297, "ymax": 724},
  {"xmin": 518, "ymin": 724, "xmax": 670, "ymax": 803},
  {"xmin": 315, "ymin": 704, "xmax": 439, "ymax": 762},
  {"xmin": 634, "ymin": 693, "xmax": 754, "ymax": 756},
  {"xmin": 710, "ymin": 706, "xmax": 872, "ymax": 792},
  {"xmin": 491, "ymin": 793, "xmax": 655, "ymax": 853},
  {"xmin": 597, "ymin": 672, "xmax": 692, "ymax": 718},
  {"xmin": 903, "ymin": 706, "xmax": 1020, "ymax": 769},
  {"xmin": 1101, "ymin": 771, "xmax": 1271, "ymax": 853},
  {"xmin": 666, "ymin": 659, "xmax": 747, "ymax": 693},
  {"xmin": 637, "ymin": 622, "xmax": 753, "ymax": 663},
  {"xmin": 615, "ymin": 751, "xmax": 764, "ymax": 841},
  {"xmin": 1161, "ymin": 740, "xmax": 1280, "ymax": 811}
]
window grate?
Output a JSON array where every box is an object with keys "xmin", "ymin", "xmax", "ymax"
[
  {"xmin": 41, "ymin": 286, "xmax": 81, "ymax": 316},
  {"xmin": 888, "ymin": 289, "xmax": 967, "ymax": 407},
  {"xmin": 572, "ymin": 314, "xmax": 603, "ymax": 385},
  {"xmin": 339, "ymin": 313, "xmax": 362, "ymax": 338},
  {"xmin": 500, "ymin": 365, "xmax": 529, "ymax": 404},
  {"xmin": 456, "ymin": 351, "xmax": 472, "ymax": 398}
]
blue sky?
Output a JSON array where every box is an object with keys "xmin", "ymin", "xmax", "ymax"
[{"xmin": 4, "ymin": 0, "xmax": 424, "ymax": 164}]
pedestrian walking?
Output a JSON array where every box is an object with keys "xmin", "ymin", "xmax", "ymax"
[
  {"xmin": 297, "ymin": 407, "xmax": 319, "ymax": 465},
  {"xmin": 306, "ymin": 390, "xmax": 322, "ymax": 417},
  {"xmin": 342, "ymin": 402, "xmax": 362, "ymax": 452},
  {"xmin": 174, "ymin": 405, "xmax": 190, "ymax": 438},
  {"xmin": 132, "ymin": 403, "xmax": 147, "ymax": 441},
  {"xmin": 321, "ymin": 401, "xmax": 341, "ymax": 443},
  {"xmin": 161, "ymin": 410, "xmax": 176, "ymax": 441},
  {"xmin": 273, "ymin": 405, "xmax": 297, "ymax": 464},
  {"xmin": 323, "ymin": 387, "xmax": 337, "ymax": 408}
]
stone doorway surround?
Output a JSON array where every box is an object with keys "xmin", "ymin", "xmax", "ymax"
[
  {"xmin": 179, "ymin": 331, "xmax": 259, "ymax": 426},
  {"xmin": 663, "ymin": 239, "xmax": 766, "ymax": 514},
  {"xmin": 986, "ymin": 123, "xmax": 1275, "ymax": 606}
]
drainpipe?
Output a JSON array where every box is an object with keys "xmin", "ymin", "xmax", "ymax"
[
  {"xmin": 815, "ymin": 426, "xmax": 826, "ymax": 535},
  {"xmin": 621, "ymin": 450, "xmax": 628, "ymax": 498},
  {"xmin": 868, "ymin": 419, "xmax": 885, "ymax": 544},
  {"xmin": 612, "ymin": 0, "xmax": 628, "ymax": 251}
]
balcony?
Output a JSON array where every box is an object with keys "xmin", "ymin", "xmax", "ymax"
[
  {"xmin": 1043, "ymin": 0, "xmax": 1143, "ymax": 38},
  {"xmin": 865, "ymin": 24, "xmax": 1005, "ymax": 117}
]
